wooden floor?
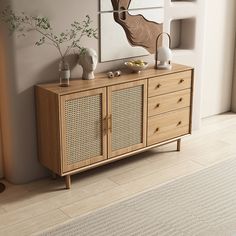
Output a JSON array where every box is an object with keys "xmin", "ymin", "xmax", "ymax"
[{"xmin": 0, "ymin": 113, "xmax": 236, "ymax": 235}]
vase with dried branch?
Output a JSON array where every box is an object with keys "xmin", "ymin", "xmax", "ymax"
[{"xmin": 0, "ymin": 6, "xmax": 98, "ymax": 86}]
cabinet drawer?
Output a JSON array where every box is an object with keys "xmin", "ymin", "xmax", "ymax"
[
  {"xmin": 148, "ymin": 89, "xmax": 191, "ymax": 117},
  {"xmin": 148, "ymin": 70, "xmax": 192, "ymax": 97},
  {"xmin": 148, "ymin": 108, "xmax": 190, "ymax": 146}
]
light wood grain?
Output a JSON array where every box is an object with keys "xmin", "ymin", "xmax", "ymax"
[
  {"xmin": 35, "ymin": 64, "xmax": 193, "ymax": 189},
  {"xmin": 148, "ymin": 108, "xmax": 190, "ymax": 146},
  {"xmin": 0, "ymin": 210, "xmax": 69, "ymax": 236},
  {"xmin": 0, "ymin": 179, "xmax": 117, "ymax": 224},
  {"xmin": 65, "ymin": 175, "xmax": 71, "ymax": 189},
  {"xmin": 59, "ymin": 135, "xmax": 189, "ymax": 177},
  {"xmin": 108, "ymin": 152, "xmax": 189, "ymax": 185},
  {"xmin": 61, "ymin": 161, "xmax": 202, "ymax": 218},
  {"xmin": 108, "ymin": 80, "xmax": 147, "ymax": 158},
  {"xmin": 0, "ymin": 208, "xmax": 6, "ymax": 214},
  {"xmin": 148, "ymin": 70, "xmax": 192, "ymax": 97},
  {"xmin": 183, "ymin": 137, "xmax": 236, "ymax": 166},
  {"xmin": 189, "ymin": 69, "xmax": 195, "ymax": 134},
  {"xmin": 148, "ymin": 89, "xmax": 191, "ymax": 116},
  {"xmin": 60, "ymin": 88, "xmax": 107, "ymax": 173},
  {"xmin": 177, "ymin": 139, "xmax": 181, "ymax": 151},
  {"xmin": 36, "ymin": 64, "xmax": 192, "ymax": 96},
  {"xmin": 35, "ymin": 87, "xmax": 61, "ymax": 175},
  {"xmin": 1, "ymin": 113, "xmax": 236, "ymax": 234},
  {"xmin": 0, "ymin": 182, "xmax": 29, "ymax": 204}
]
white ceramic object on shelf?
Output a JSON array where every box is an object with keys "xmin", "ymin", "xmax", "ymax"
[
  {"xmin": 155, "ymin": 32, "xmax": 173, "ymax": 70},
  {"xmin": 156, "ymin": 47, "xmax": 172, "ymax": 69},
  {"xmin": 78, "ymin": 48, "xmax": 98, "ymax": 80}
]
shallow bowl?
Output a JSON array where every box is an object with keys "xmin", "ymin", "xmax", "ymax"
[{"xmin": 124, "ymin": 61, "xmax": 149, "ymax": 73}]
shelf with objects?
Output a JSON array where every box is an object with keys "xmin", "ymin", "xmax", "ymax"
[{"xmin": 35, "ymin": 63, "xmax": 194, "ymax": 189}]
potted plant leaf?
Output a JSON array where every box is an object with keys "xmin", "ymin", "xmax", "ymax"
[{"xmin": 0, "ymin": 6, "xmax": 98, "ymax": 86}]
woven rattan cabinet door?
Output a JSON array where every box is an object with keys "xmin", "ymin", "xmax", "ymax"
[
  {"xmin": 108, "ymin": 80, "xmax": 147, "ymax": 158},
  {"xmin": 61, "ymin": 88, "xmax": 107, "ymax": 173}
]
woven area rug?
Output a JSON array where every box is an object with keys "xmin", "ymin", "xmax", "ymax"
[{"xmin": 39, "ymin": 157, "xmax": 236, "ymax": 236}]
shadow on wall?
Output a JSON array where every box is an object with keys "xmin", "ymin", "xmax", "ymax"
[
  {"xmin": 0, "ymin": 1, "xmax": 81, "ymax": 183},
  {"xmin": 35, "ymin": 54, "xmax": 78, "ymax": 86},
  {"xmin": 0, "ymin": 1, "xmax": 29, "ymax": 183},
  {"xmin": 0, "ymin": 0, "xmax": 108, "ymax": 184}
]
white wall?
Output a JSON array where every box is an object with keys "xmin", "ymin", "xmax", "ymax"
[
  {"xmin": 164, "ymin": 0, "xmax": 206, "ymax": 129},
  {"xmin": 201, "ymin": 0, "xmax": 236, "ymax": 118}
]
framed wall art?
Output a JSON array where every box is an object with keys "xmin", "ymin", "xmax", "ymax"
[{"xmin": 100, "ymin": 0, "xmax": 164, "ymax": 62}]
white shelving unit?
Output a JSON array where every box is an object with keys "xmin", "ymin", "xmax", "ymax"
[{"xmin": 163, "ymin": 0, "xmax": 205, "ymax": 129}]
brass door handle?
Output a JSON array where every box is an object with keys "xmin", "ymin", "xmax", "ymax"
[
  {"xmin": 103, "ymin": 116, "xmax": 108, "ymax": 135},
  {"xmin": 108, "ymin": 114, "xmax": 112, "ymax": 132},
  {"xmin": 110, "ymin": 114, "xmax": 112, "ymax": 132}
]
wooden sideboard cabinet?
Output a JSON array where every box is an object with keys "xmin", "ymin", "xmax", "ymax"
[{"xmin": 35, "ymin": 63, "xmax": 194, "ymax": 189}]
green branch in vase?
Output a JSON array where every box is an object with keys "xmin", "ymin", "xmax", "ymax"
[{"xmin": 0, "ymin": 6, "xmax": 98, "ymax": 60}]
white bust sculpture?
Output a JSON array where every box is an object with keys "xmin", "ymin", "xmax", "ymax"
[{"xmin": 78, "ymin": 48, "xmax": 98, "ymax": 80}]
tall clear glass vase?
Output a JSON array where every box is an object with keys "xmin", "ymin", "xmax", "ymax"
[{"xmin": 59, "ymin": 59, "xmax": 70, "ymax": 87}]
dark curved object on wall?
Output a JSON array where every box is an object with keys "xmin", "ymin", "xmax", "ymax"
[
  {"xmin": 111, "ymin": 0, "xmax": 163, "ymax": 54},
  {"xmin": 0, "ymin": 182, "xmax": 5, "ymax": 193}
]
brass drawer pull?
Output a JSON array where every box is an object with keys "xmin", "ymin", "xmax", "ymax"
[
  {"xmin": 155, "ymin": 127, "xmax": 160, "ymax": 132},
  {"xmin": 178, "ymin": 97, "xmax": 183, "ymax": 103},
  {"xmin": 156, "ymin": 83, "xmax": 161, "ymax": 89},
  {"xmin": 156, "ymin": 103, "xmax": 160, "ymax": 108},
  {"xmin": 103, "ymin": 116, "xmax": 108, "ymax": 135},
  {"xmin": 179, "ymin": 79, "xmax": 185, "ymax": 83},
  {"xmin": 108, "ymin": 114, "xmax": 112, "ymax": 132},
  {"xmin": 177, "ymin": 121, "xmax": 182, "ymax": 126}
]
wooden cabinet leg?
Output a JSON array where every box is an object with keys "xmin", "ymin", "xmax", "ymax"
[
  {"xmin": 65, "ymin": 175, "xmax": 71, "ymax": 189},
  {"xmin": 177, "ymin": 139, "xmax": 181, "ymax": 151}
]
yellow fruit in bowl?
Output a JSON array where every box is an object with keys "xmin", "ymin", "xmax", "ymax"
[
  {"xmin": 127, "ymin": 62, "xmax": 133, "ymax": 66},
  {"xmin": 124, "ymin": 60, "xmax": 148, "ymax": 73},
  {"xmin": 126, "ymin": 60, "xmax": 146, "ymax": 66},
  {"xmin": 135, "ymin": 60, "xmax": 144, "ymax": 64}
]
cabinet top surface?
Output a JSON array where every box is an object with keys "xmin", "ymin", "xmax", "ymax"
[{"xmin": 36, "ymin": 63, "xmax": 193, "ymax": 95}]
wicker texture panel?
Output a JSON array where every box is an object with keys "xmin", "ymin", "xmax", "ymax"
[
  {"xmin": 112, "ymin": 85, "xmax": 143, "ymax": 151},
  {"xmin": 64, "ymin": 94, "xmax": 102, "ymax": 165}
]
